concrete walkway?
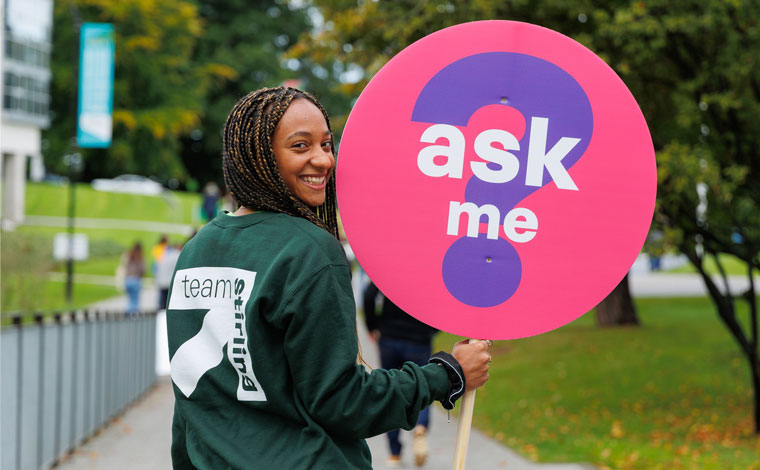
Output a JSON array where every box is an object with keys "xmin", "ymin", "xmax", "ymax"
[{"xmin": 53, "ymin": 378, "xmax": 174, "ymax": 470}]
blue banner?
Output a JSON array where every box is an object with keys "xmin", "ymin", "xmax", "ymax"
[{"xmin": 76, "ymin": 23, "xmax": 114, "ymax": 148}]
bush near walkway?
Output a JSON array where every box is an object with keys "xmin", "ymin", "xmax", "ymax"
[{"xmin": 436, "ymin": 297, "xmax": 760, "ymax": 470}]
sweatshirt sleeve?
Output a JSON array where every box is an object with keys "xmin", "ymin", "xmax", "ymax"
[
  {"xmin": 277, "ymin": 264, "xmax": 450, "ymax": 440},
  {"xmin": 171, "ymin": 401, "xmax": 193, "ymax": 470}
]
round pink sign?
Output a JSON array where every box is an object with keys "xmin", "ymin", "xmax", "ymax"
[{"xmin": 337, "ymin": 20, "xmax": 656, "ymax": 340}]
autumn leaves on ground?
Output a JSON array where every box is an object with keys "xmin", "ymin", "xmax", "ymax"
[{"xmin": 435, "ymin": 297, "xmax": 760, "ymax": 470}]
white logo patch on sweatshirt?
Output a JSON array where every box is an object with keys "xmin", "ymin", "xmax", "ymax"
[{"xmin": 169, "ymin": 267, "xmax": 266, "ymax": 402}]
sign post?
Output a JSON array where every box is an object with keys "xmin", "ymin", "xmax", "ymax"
[
  {"xmin": 452, "ymin": 339, "xmax": 478, "ymax": 470},
  {"xmin": 337, "ymin": 21, "xmax": 657, "ymax": 468},
  {"xmin": 64, "ymin": 22, "xmax": 113, "ymax": 301}
]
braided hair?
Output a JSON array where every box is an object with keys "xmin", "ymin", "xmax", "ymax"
[{"xmin": 222, "ymin": 87, "xmax": 339, "ymax": 238}]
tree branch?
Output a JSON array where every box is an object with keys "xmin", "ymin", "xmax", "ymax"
[{"xmin": 684, "ymin": 244, "xmax": 751, "ymax": 355}]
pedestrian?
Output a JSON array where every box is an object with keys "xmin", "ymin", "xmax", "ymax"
[
  {"xmin": 151, "ymin": 234, "xmax": 169, "ymax": 274},
  {"xmin": 122, "ymin": 242, "xmax": 145, "ymax": 314},
  {"xmin": 363, "ymin": 280, "xmax": 438, "ymax": 467},
  {"xmin": 166, "ymin": 86, "xmax": 491, "ymax": 470},
  {"xmin": 201, "ymin": 181, "xmax": 220, "ymax": 221},
  {"xmin": 156, "ymin": 242, "xmax": 182, "ymax": 310}
]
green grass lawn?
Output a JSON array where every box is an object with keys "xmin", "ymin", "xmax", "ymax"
[
  {"xmin": 434, "ymin": 297, "xmax": 760, "ymax": 470},
  {"xmin": 666, "ymin": 253, "xmax": 760, "ymax": 277},
  {"xmin": 2, "ymin": 182, "xmax": 206, "ymax": 316},
  {"xmin": 25, "ymin": 181, "xmax": 201, "ymax": 224},
  {"xmin": 2, "ymin": 282, "xmax": 121, "ymax": 322},
  {"xmin": 15, "ymin": 225, "xmax": 190, "ymax": 276}
]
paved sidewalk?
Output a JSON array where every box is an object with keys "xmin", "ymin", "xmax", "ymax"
[
  {"xmin": 628, "ymin": 272, "xmax": 758, "ymax": 298},
  {"xmin": 54, "ymin": 379, "xmax": 174, "ymax": 470}
]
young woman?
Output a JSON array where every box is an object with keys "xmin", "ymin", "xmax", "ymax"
[
  {"xmin": 123, "ymin": 241, "xmax": 145, "ymax": 314},
  {"xmin": 166, "ymin": 86, "xmax": 491, "ymax": 469}
]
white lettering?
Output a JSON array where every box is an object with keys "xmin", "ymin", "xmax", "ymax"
[
  {"xmin": 471, "ymin": 129, "xmax": 520, "ymax": 184},
  {"xmin": 526, "ymin": 117, "xmax": 580, "ymax": 190},
  {"xmin": 447, "ymin": 201, "xmax": 500, "ymax": 240},
  {"xmin": 417, "ymin": 124, "xmax": 465, "ymax": 178},
  {"xmin": 169, "ymin": 267, "xmax": 266, "ymax": 402},
  {"xmin": 447, "ymin": 202, "xmax": 538, "ymax": 243},
  {"xmin": 503, "ymin": 207, "xmax": 538, "ymax": 243}
]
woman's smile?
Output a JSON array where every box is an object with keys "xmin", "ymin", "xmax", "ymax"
[{"xmin": 272, "ymin": 98, "xmax": 334, "ymax": 207}]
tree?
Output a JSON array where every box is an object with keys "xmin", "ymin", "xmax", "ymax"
[
  {"xmin": 45, "ymin": 0, "xmax": 216, "ymax": 183},
  {"xmin": 177, "ymin": 0, "xmax": 354, "ymax": 188},
  {"xmin": 595, "ymin": 0, "xmax": 760, "ymax": 432},
  {"xmin": 291, "ymin": 0, "xmax": 760, "ymax": 432},
  {"xmin": 595, "ymin": 274, "xmax": 639, "ymax": 327}
]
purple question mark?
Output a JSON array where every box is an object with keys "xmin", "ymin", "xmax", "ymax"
[{"xmin": 411, "ymin": 53, "xmax": 593, "ymax": 307}]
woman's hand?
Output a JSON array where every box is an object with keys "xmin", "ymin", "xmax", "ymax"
[{"xmin": 452, "ymin": 339, "xmax": 492, "ymax": 391}]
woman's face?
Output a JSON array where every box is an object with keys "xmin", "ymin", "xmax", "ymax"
[{"xmin": 272, "ymin": 98, "xmax": 334, "ymax": 207}]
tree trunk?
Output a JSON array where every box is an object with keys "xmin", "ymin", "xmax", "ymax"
[
  {"xmin": 752, "ymin": 357, "xmax": 760, "ymax": 434},
  {"xmin": 595, "ymin": 273, "xmax": 640, "ymax": 327}
]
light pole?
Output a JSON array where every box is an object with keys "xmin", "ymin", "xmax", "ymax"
[{"xmin": 63, "ymin": 152, "xmax": 83, "ymax": 302}]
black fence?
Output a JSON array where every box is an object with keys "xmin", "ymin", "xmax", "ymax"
[{"xmin": 1, "ymin": 310, "xmax": 158, "ymax": 470}]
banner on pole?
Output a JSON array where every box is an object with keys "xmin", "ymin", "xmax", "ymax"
[{"xmin": 76, "ymin": 23, "xmax": 114, "ymax": 148}]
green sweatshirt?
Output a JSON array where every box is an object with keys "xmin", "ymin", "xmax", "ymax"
[{"xmin": 167, "ymin": 211, "xmax": 450, "ymax": 469}]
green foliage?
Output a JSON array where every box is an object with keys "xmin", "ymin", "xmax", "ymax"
[
  {"xmin": 594, "ymin": 1, "xmax": 760, "ymax": 274},
  {"xmin": 43, "ymin": 0, "xmax": 352, "ymax": 186},
  {"xmin": 436, "ymin": 297, "xmax": 760, "ymax": 469},
  {"xmin": 45, "ymin": 0, "xmax": 211, "ymax": 183},
  {"xmin": 178, "ymin": 0, "xmax": 352, "ymax": 185},
  {"xmin": 288, "ymin": 0, "xmax": 626, "ymax": 131}
]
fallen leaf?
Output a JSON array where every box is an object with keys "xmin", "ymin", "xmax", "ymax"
[{"xmin": 611, "ymin": 420, "xmax": 624, "ymax": 438}]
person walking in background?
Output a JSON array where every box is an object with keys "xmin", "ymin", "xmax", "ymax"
[
  {"xmin": 123, "ymin": 242, "xmax": 146, "ymax": 314},
  {"xmin": 152, "ymin": 234, "xmax": 169, "ymax": 273},
  {"xmin": 156, "ymin": 242, "xmax": 182, "ymax": 310},
  {"xmin": 201, "ymin": 181, "xmax": 220, "ymax": 221},
  {"xmin": 363, "ymin": 280, "xmax": 439, "ymax": 468}
]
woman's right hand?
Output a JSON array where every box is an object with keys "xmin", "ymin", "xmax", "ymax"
[{"xmin": 452, "ymin": 339, "xmax": 491, "ymax": 391}]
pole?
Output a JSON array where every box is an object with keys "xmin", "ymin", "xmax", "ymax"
[
  {"xmin": 452, "ymin": 338, "xmax": 478, "ymax": 470},
  {"xmin": 65, "ymin": 4, "xmax": 83, "ymax": 302},
  {"xmin": 65, "ymin": 168, "xmax": 75, "ymax": 302}
]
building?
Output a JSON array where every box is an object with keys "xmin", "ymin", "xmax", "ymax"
[{"xmin": 1, "ymin": 0, "xmax": 53, "ymax": 229}]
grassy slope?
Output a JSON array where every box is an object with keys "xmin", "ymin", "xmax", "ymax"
[
  {"xmin": 434, "ymin": 297, "xmax": 760, "ymax": 470},
  {"xmin": 666, "ymin": 253, "xmax": 760, "ymax": 277},
  {"xmin": 2, "ymin": 183, "xmax": 204, "ymax": 315},
  {"xmin": 25, "ymin": 182, "xmax": 199, "ymax": 223}
]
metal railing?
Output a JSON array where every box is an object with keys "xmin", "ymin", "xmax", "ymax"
[{"xmin": 1, "ymin": 310, "xmax": 158, "ymax": 470}]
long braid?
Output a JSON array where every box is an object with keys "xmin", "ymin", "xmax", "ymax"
[{"xmin": 222, "ymin": 87, "xmax": 339, "ymax": 238}]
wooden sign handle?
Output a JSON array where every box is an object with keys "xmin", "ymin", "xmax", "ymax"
[{"xmin": 452, "ymin": 339, "xmax": 478, "ymax": 470}]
